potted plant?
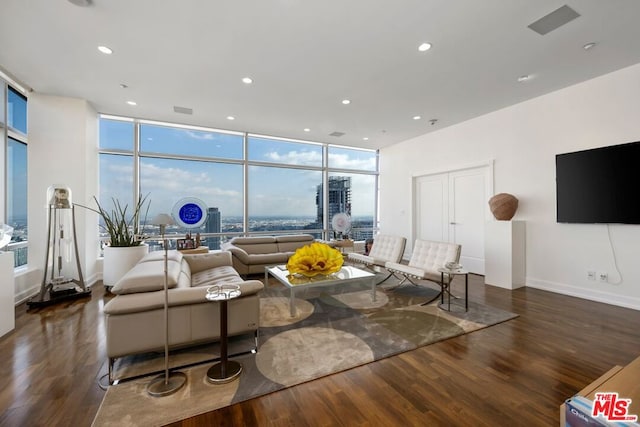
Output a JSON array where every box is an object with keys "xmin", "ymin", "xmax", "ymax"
[{"xmin": 81, "ymin": 194, "xmax": 151, "ymax": 289}]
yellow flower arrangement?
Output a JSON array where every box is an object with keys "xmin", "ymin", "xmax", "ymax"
[{"xmin": 286, "ymin": 242, "xmax": 344, "ymax": 277}]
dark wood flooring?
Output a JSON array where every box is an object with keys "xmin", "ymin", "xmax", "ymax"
[{"xmin": 1, "ymin": 274, "xmax": 639, "ymax": 426}]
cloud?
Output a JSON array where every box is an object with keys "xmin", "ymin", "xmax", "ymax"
[
  {"xmin": 184, "ymin": 130, "xmax": 215, "ymax": 140},
  {"xmin": 328, "ymin": 153, "xmax": 376, "ymax": 170},
  {"xmin": 263, "ymin": 149, "xmax": 376, "ymax": 170},
  {"xmin": 265, "ymin": 150, "xmax": 322, "ymax": 166}
]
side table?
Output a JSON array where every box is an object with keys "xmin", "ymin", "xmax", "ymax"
[
  {"xmin": 437, "ymin": 267, "xmax": 469, "ymax": 312},
  {"xmin": 205, "ymin": 284, "xmax": 242, "ymax": 384}
]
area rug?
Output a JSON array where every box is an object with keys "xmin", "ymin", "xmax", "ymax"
[{"xmin": 92, "ymin": 275, "xmax": 517, "ymax": 427}]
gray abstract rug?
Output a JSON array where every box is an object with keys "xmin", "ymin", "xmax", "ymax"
[{"xmin": 92, "ymin": 275, "xmax": 517, "ymax": 427}]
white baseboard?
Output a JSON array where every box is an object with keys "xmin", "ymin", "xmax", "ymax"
[
  {"xmin": 526, "ymin": 277, "xmax": 640, "ymax": 311},
  {"xmin": 14, "ymin": 272, "xmax": 101, "ymax": 306},
  {"xmin": 15, "ymin": 285, "xmax": 40, "ymax": 306}
]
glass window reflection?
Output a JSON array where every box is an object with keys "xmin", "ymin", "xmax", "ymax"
[
  {"xmin": 248, "ymin": 165, "xmax": 322, "ymax": 232},
  {"xmin": 99, "ymin": 119, "xmax": 134, "ymax": 151},
  {"xmin": 248, "ymin": 136, "xmax": 322, "ymax": 167},
  {"xmin": 328, "ymin": 146, "xmax": 377, "ymax": 171},
  {"xmin": 140, "ymin": 124, "xmax": 243, "ymax": 160},
  {"xmin": 7, "ymin": 88, "xmax": 27, "ymax": 134}
]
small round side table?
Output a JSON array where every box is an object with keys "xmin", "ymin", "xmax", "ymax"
[
  {"xmin": 437, "ymin": 267, "xmax": 469, "ymax": 312},
  {"xmin": 205, "ymin": 284, "xmax": 242, "ymax": 384}
]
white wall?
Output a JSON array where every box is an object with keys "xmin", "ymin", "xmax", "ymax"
[
  {"xmin": 380, "ymin": 62, "xmax": 640, "ymax": 310},
  {"xmin": 20, "ymin": 94, "xmax": 99, "ymax": 302}
]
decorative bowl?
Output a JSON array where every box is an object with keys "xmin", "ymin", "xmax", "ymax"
[
  {"xmin": 286, "ymin": 242, "xmax": 344, "ymax": 277},
  {"xmin": 445, "ymin": 262, "xmax": 462, "ymax": 271},
  {"xmin": 206, "ymin": 283, "xmax": 241, "ymax": 300}
]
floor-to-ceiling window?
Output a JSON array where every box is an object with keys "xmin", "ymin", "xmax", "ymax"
[
  {"xmin": 327, "ymin": 146, "xmax": 377, "ymax": 241},
  {"xmin": 2, "ymin": 82, "xmax": 28, "ymax": 268},
  {"xmin": 97, "ymin": 115, "xmax": 378, "ymax": 251},
  {"xmin": 247, "ymin": 135, "xmax": 324, "ymax": 237}
]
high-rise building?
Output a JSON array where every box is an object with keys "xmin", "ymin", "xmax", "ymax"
[
  {"xmin": 316, "ymin": 176, "xmax": 351, "ymax": 229},
  {"xmin": 205, "ymin": 207, "xmax": 221, "ymax": 250}
]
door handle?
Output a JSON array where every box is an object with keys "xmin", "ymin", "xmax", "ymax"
[{"xmin": 450, "ymin": 222, "xmax": 457, "ymax": 225}]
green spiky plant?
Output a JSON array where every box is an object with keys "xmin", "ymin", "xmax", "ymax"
[{"xmin": 82, "ymin": 194, "xmax": 151, "ymax": 247}]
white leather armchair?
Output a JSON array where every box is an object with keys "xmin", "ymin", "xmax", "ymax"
[
  {"xmin": 348, "ymin": 234, "xmax": 406, "ymax": 284},
  {"xmin": 348, "ymin": 234, "xmax": 406, "ymax": 268},
  {"xmin": 385, "ymin": 239, "xmax": 461, "ymax": 301}
]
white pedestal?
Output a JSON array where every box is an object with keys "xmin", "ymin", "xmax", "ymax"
[
  {"xmin": 484, "ymin": 220, "xmax": 525, "ymax": 289},
  {"xmin": 1, "ymin": 251, "xmax": 15, "ymax": 338}
]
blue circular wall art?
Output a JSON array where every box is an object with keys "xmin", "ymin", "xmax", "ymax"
[{"xmin": 172, "ymin": 197, "xmax": 208, "ymax": 228}]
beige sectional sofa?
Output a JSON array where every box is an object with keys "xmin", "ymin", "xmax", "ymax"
[
  {"xmin": 221, "ymin": 234, "xmax": 316, "ymax": 275},
  {"xmin": 103, "ymin": 249, "xmax": 263, "ymax": 383}
]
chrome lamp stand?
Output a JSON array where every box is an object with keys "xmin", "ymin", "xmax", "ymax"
[{"xmin": 147, "ymin": 214, "xmax": 187, "ymax": 397}]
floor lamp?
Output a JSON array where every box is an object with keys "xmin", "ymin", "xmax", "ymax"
[{"xmin": 147, "ymin": 213, "xmax": 187, "ymax": 397}]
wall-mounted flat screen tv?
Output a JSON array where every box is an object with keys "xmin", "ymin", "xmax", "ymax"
[{"xmin": 556, "ymin": 141, "xmax": 640, "ymax": 224}]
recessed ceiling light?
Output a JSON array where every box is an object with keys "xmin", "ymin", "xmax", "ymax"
[
  {"xmin": 363, "ymin": 137, "xmax": 369, "ymax": 141},
  {"xmin": 227, "ymin": 116, "xmax": 235, "ymax": 120},
  {"xmin": 583, "ymin": 42, "xmax": 596, "ymax": 50},
  {"xmin": 413, "ymin": 115, "xmax": 422, "ymax": 120},
  {"xmin": 242, "ymin": 77, "xmax": 253, "ymax": 84},
  {"xmin": 517, "ymin": 75, "xmax": 531, "ymax": 82},
  {"xmin": 303, "ymin": 128, "xmax": 311, "ymax": 132},
  {"xmin": 341, "ymin": 99, "xmax": 351, "ymax": 105},
  {"xmin": 98, "ymin": 46, "xmax": 113, "ymax": 55},
  {"xmin": 126, "ymin": 100, "xmax": 137, "ymax": 106},
  {"xmin": 418, "ymin": 42, "xmax": 432, "ymax": 52}
]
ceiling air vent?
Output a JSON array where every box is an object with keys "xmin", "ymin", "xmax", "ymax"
[
  {"xmin": 329, "ymin": 131, "xmax": 345, "ymax": 137},
  {"xmin": 173, "ymin": 106, "xmax": 193, "ymax": 115},
  {"xmin": 528, "ymin": 5, "xmax": 580, "ymax": 35}
]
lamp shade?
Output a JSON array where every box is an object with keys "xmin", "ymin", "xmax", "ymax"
[
  {"xmin": 47, "ymin": 185, "xmax": 72, "ymax": 209},
  {"xmin": 152, "ymin": 213, "xmax": 174, "ymax": 226}
]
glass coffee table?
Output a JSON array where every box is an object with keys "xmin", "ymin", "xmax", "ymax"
[{"xmin": 265, "ymin": 265, "xmax": 376, "ymax": 317}]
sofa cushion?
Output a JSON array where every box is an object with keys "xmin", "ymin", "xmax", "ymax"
[
  {"xmin": 180, "ymin": 256, "xmax": 191, "ymax": 284},
  {"xmin": 183, "ymin": 251, "xmax": 233, "ymax": 274},
  {"xmin": 138, "ymin": 249, "xmax": 184, "ymax": 264},
  {"xmin": 236, "ymin": 242, "xmax": 279, "ymax": 255},
  {"xmin": 191, "ymin": 266, "xmax": 242, "ymax": 287},
  {"xmin": 111, "ymin": 258, "xmax": 183, "ymax": 295},
  {"xmin": 228, "ymin": 236, "xmax": 279, "ymax": 255},
  {"xmin": 229, "ymin": 236, "xmax": 277, "ymax": 245}
]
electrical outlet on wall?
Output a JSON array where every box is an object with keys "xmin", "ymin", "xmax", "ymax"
[
  {"xmin": 587, "ymin": 271, "xmax": 596, "ymax": 281},
  {"xmin": 598, "ymin": 272, "xmax": 608, "ymax": 282}
]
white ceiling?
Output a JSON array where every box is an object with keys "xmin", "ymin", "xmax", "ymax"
[{"xmin": 2, "ymin": 0, "xmax": 640, "ymax": 150}]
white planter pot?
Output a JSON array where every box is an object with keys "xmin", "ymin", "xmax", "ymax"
[{"xmin": 103, "ymin": 244, "xmax": 149, "ymax": 287}]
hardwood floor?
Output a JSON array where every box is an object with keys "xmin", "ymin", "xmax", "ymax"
[{"xmin": 1, "ymin": 275, "xmax": 639, "ymax": 426}]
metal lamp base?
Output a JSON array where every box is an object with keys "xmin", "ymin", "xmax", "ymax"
[
  {"xmin": 147, "ymin": 371, "xmax": 187, "ymax": 397},
  {"xmin": 207, "ymin": 361, "xmax": 242, "ymax": 384}
]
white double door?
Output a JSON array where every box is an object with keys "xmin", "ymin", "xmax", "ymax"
[{"xmin": 413, "ymin": 166, "xmax": 491, "ymax": 275}]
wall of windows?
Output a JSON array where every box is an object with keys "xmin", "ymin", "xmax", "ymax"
[
  {"xmin": 98, "ymin": 115, "xmax": 378, "ymax": 250},
  {"xmin": 2, "ymin": 80, "xmax": 28, "ymax": 268}
]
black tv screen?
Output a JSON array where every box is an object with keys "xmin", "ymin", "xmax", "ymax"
[{"xmin": 556, "ymin": 141, "xmax": 640, "ymax": 224}]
